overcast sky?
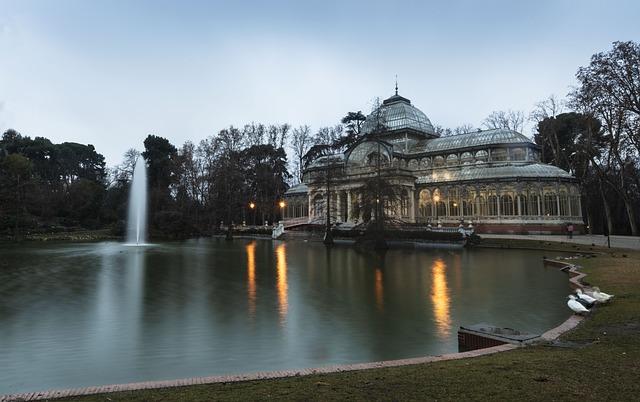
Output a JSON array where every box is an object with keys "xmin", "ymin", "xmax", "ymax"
[{"xmin": 1, "ymin": 0, "xmax": 639, "ymax": 165}]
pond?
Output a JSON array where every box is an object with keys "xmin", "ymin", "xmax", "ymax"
[{"xmin": 0, "ymin": 238, "xmax": 571, "ymax": 394}]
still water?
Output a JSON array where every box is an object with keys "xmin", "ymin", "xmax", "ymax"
[{"xmin": 0, "ymin": 239, "xmax": 570, "ymax": 394}]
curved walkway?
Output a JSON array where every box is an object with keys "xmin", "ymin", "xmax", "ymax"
[{"xmin": 481, "ymin": 234, "xmax": 640, "ymax": 250}]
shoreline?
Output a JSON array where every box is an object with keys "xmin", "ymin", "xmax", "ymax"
[{"xmin": 1, "ymin": 242, "xmax": 590, "ymax": 401}]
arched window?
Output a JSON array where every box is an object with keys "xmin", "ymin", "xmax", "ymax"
[
  {"xmin": 401, "ymin": 189, "xmax": 410, "ymax": 217},
  {"xmin": 532, "ymin": 151, "xmax": 540, "ymax": 161},
  {"xmin": 419, "ymin": 189, "xmax": 432, "ymax": 217},
  {"xmin": 408, "ymin": 159, "xmax": 419, "ymax": 170},
  {"xmin": 422, "ymin": 158, "xmax": 431, "ymax": 168},
  {"xmin": 313, "ymin": 194, "xmax": 324, "ymax": 217},
  {"xmin": 475, "ymin": 196, "xmax": 487, "ymax": 216},
  {"xmin": 461, "ymin": 152, "xmax": 474, "ymax": 165},
  {"xmin": 475, "ymin": 150, "xmax": 488, "ymax": 163},
  {"xmin": 528, "ymin": 194, "xmax": 540, "ymax": 216},
  {"xmin": 500, "ymin": 195, "xmax": 515, "ymax": 216},
  {"xmin": 367, "ymin": 152, "xmax": 389, "ymax": 166},
  {"xmin": 433, "ymin": 156, "xmax": 445, "ymax": 167},
  {"xmin": 570, "ymin": 195, "xmax": 581, "ymax": 217},
  {"xmin": 449, "ymin": 199, "xmax": 459, "ymax": 216},
  {"xmin": 436, "ymin": 201, "xmax": 446, "ymax": 217},
  {"xmin": 420, "ymin": 202, "xmax": 433, "ymax": 217},
  {"xmin": 463, "ymin": 199, "xmax": 473, "ymax": 216},
  {"xmin": 446, "ymin": 154, "xmax": 459, "ymax": 166},
  {"xmin": 519, "ymin": 195, "xmax": 528, "ymax": 215},
  {"xmin": 491, "ymin": 149, "xmax": 507, "ymax": 162},
  {"xmin": 488, "ymin": 195, "xmax": 498, "ymax": 216},
  {"xmin": 511, "ymin": 148, "xmax": 526, "ymax": 161},
  {"xmin": 544, "ymin": 193, "xmax": 558, "ymax": 216},
  {"xmin": 559, "ymin": 192, "xmax": 569, "ymax": 216}
]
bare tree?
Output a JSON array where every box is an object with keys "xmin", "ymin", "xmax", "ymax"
[
  {"xmin": 570, "ymin": 41, "xmax": 640, "ymax": 235},
  {"xmin": 453, "ymin": 124, "xmax": 475, "ymax": 134},
  {"xmin": 433, "ymin": 125, "xmax": 452, "ymax": 137},
  {"xmin": 313, "ymin": 125, "xmax": 344, "ymax": 145},
  {"xmin": 265, "ymin": 123, "xmax": 291, "ymax": 150},
  {"xmin": 110, "ymin": 148, "xmax": 140, "ymax": 185},
  {"xmin": 290, "ymin": 125, "xmax": 312, "ymax": 183},
  {"xmin": 482, "ymin": 110, "xmax": 525, "ymax": 132},
  {"xmin": 530, "ymin": 95, "xmax": 565, "ymax": 124},
  {"xmin": 530, "ymin": 95, "xmax": 566, "ymax": 165},
  {"xmin": 242, "ymin": 122, "xmax": 266, "ymax": 148}
]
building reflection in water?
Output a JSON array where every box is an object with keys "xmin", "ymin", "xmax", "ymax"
[
  {"xmin": 374, "ymin": 268, "xmax": 384, "ymax": 312},
  {"xmin": 275, "ymin": 243, "xmax": 288, "ymax": 324},
  {"xmin": 431, "ymin": 257, "xmax": 451, "ymax": 338},
  {"xmin": 246, "ymin": 241, "xmax": 257, "ymax": 317}
]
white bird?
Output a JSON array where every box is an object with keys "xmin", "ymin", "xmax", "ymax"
[
  {"xmin": 567, "ymin": 295, "xmax": 590, "ymax": 314},
  {"xmin": 576, "ymin": 288, "xmax": 597, "ymax": 305},
  {"xmin": 589, "ymin": 287, "xmax": 614, "ymax": 303}
]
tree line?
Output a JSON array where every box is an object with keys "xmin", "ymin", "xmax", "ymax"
[{"xmin": 0, "ymin": 116, "xmax": 366, "ymax": 239}]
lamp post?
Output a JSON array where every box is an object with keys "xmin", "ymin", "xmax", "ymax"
[
  {"xmin": 249, "ymin": 202, "xmax": 256, "ymax": 226},
  {"xmin": 279, "ymin": 200, "xmax": 286, "ymax": 222},
  {"xmin": 434, "ymin": 194, "xmax": 440, "ymax": 226}
]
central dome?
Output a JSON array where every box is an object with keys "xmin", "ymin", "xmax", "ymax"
[{"xmin": 361, "ymin": 93, "xmax": 437, "ymax": 137}]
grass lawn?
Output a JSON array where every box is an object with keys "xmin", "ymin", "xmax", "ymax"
[{"xmin": 62, "ymin": 239, "xmax": 640, "ymax": 401}]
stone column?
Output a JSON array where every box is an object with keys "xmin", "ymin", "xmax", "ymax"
[
  {"xmin": 556, "ymin": 194, "xmax": 561, "ymax": 217},
  {"xmin": 517, "ymin": 195, "xmax": 522, "ymax": 216},
  {"xmin": 577, "ymin": 196, "xmax": 582, "ymax": 218},
  {"xmin": 409, "ymin": 188, "xmax": 416, "ymax": 222},
  {"xmin": 308, "ymin": 193, "xmax": 314, "ymax": 219},
  {"xmin": 445, "ymin": 193, "xmax": 450, "ymax": 218},
  {"xmin": 336, "ymin": 191, "xmax": 342, "ymax": 222},
  {"xmin": 347, "ymin": 191, "xmax": 352, "ymax": 223},
  {"xmin": 567, "ymin": 194, "xmax": 572, "ymax": 217},
  {"xmin": 539, "ymin": 191, "xmax": 544, "ymax": 216}
]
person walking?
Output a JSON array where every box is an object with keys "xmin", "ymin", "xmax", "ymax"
[{"xmin": 568, "ymin": 223, "xmax": 574, "ymax": 239}]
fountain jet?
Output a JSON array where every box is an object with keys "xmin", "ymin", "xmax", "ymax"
[{"xmin": 126, "ymin": 158, "xmax": 148, "ymax": 245}]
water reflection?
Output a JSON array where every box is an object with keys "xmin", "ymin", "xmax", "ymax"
[
  {"xmin": 430, "ymin": 258, "xmax": 451, "ymax": 338},
  {"xmin": 0, "ymin": 240, "xmax": 572, "ymax": 394},
  {"xmin": 275, "ymin": 243, "xmax": 288, "ymax": 324},
  {"xmin": 374, "ymin": 268, "xmax": 384, "ymax": 312},
  {"xmin": 246, "ymin": 242, "xmax": 257, "ymax": 317}
]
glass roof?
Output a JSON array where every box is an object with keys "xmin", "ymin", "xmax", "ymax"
[
  {"xmin": 409, "ymin": 129, "xmax": 534, "ymax": 154},
  {"xmin": 285, "ymin": 183, "xmax": 309, "ymax": 195},
  {"xmin": 416, "ymin": 163, "xmax": 573, "ymax": 184},
  {"xmin": 308, "ymin": 153, "xmax": 345, "ymax": 168},
  {"xmin": 362, "ymin": 94, "xmax": 436, "ymax": 136}
]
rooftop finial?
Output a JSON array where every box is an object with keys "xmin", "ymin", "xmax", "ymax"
[{"xmin": 395, "ymin": 75, "xmax": 398, "ymax": 95}]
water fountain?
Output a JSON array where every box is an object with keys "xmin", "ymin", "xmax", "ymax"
[{"xmin": 126, "ymin": 158, "xmax": 148, "ymax": 245}]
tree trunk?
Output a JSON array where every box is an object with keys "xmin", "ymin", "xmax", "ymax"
[
  {"xmin": 621, "ymin": 194, "xmax": 639, "ymax": 236},
  {"xmin": 600, "ymin": 184, "xmax": 614, "ymax": 235},
  {"xmin": 583, "ymin": 195, "xmax": 594, "ymax": 235}
]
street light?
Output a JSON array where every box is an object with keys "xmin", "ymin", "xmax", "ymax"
[
  {"xmin": 249, "ymin": 202, "xmax": 256, "ymax": 226},
  {"xmin": 279, "ymin": 200, "xmax": 286, "ymax": 221},
  {"xmin": 434, "ymin": 194, "xmax": 441, "ymax": 226}
]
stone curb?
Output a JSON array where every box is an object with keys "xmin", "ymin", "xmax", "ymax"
[
  {"xmin": 1, "ymin": 344, "xmax": 518, "ymax": 402},
  {"xmin": 1, "ymin": 258, "xmax": 587, "ymax": 402}
]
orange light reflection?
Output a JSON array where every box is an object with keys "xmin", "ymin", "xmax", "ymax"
[
  {"xmin": 276, "ymin": 244, "xmax": 288, "ymax": 324},
  {"xmin": 431, "ymin": 258, "xmax": 451, "ymax": 338},
  {"xmin": 246, "ymin": 241, "xmax": 257, "ymax": 317},
  {"xmin": 375, "ymin": 268, "xmax": 384, "ymax": 312}
]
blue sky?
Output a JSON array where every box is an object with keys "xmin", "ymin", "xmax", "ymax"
[{"xmin": 1, "ymin": 0, "xmax": 639, "ymax": 165}]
